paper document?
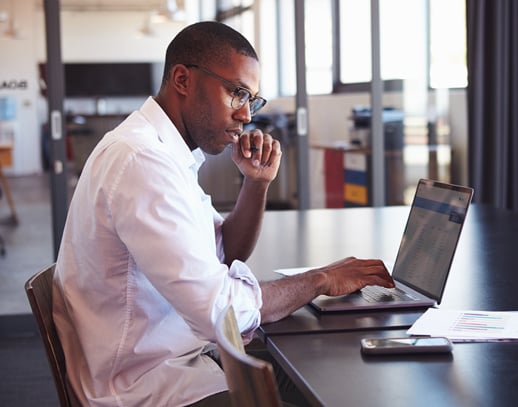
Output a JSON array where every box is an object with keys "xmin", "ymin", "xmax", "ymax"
[
  {"xmin": 274, "ymin": 267, "xmax": 316, "ymax": 276},
  {"xmin": 407, "ymin": 308, "xmax": 518, "ymax": 342},
  {"xmin": 275, "ymin": 261, "xmax": 394, "ymax": 277}
]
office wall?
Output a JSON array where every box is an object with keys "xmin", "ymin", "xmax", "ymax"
[
  {"xmin": 0, "ymin": 1, "xmax": 41, "ymax": 175},
  {"xmin": 37, "ymin": 12, "xmax": 185, "ymax": 63},
  {"xmin": 0, "ymin": 0, "xmax": 187, "ymax": 176}
]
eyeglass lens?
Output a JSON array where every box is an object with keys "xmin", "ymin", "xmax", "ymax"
[{"xmin": 232, "ymin": 88, "xmax": 266, "ymax": 116}]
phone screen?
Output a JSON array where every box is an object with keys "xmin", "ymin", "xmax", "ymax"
[
  {"xmin": 365, "ymin": 337, "xmax": 450, "ymax": 348},
  {"xmin": 361, "ymin": 336, "xmax": 453, "ymax": 354}
]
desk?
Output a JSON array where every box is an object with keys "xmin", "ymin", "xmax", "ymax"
[
  {"xmin": 267, "ymin": 329, "xmax": 518, "ymax": 407},
  {"xmin": 248, "ymin": 206, "xmax": 428, "ymax": 338},
  {"xmin": 250, "ymin": 205, "xmax": 518, "ymax": 338},
  {"xmin": 256, "ymin": 307, "xmax": 423, "ymax": 340},
  {"xmin": 249, "ymin": 205, "xmax": 518, "ymax": 311},
  {"xmin": 248, "ymin": 206, "xmax": 408, "ymax": 280},
  {"xmin": 248, "ymin": 205, "xmax": 518, "ymax": 406}
]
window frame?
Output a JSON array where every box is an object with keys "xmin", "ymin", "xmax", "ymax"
[
  {"xmin": 331, "ymin": 0, "xmax": 466, "ymax": 95},
  {"xmin": 207, "ymin": 0, "xmax": 467, "ymax": 97}
]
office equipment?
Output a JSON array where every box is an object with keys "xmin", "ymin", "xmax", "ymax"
[
  {"xmin": 215, "ymin": 305, "xmax": 283, "ymax": 407},
  {"xmin": 24, "ymin": 264, "xmax": 80, "ymax": 407},
  {"xmin": 310, "ymin": 179, "xmax": 473, "ymax": 312},
  {"xmin": 314, "ymin": 142, "xmax": 405, "ymax": 207},
  {"xmin": 39, "ymin": 63, "xmax": 155, "ymax": 98}
]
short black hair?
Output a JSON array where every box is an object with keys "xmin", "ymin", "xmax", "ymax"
[{"xmin": 161, "ymin": 21, "xmax": 258, "ymax": 87}]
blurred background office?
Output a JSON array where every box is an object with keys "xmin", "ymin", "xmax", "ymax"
[
  {"xmin": 0, "ymin": 0, "xmax": 467, "ymax": 207},
  {"xmin": 1, "ymin": 2, "xmax": 517, "ymax": 405},
  {"xmin": 0, "ymin": 0, "xmax": 517, "ymax": 313}
]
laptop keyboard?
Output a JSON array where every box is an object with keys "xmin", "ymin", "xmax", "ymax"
[{"xmin": 360, "ymin": 285, "xmax": 415, "ymax": 303}]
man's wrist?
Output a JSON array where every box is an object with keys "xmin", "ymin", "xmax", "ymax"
[{"xmin": 307, "ymin": 268, "xmax": 329, "ymax": 297}]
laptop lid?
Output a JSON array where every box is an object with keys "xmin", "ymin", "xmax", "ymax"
[
  {"xmin": 392, "ymin": 178, "xmax": 473, "ymax": 302},
  {"xmin": 310, "ymin": 179, "xmax": 474, "ymax": 312}
]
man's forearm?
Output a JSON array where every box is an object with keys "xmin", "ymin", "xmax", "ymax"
[
  {"xmin": 259, "ymin": 270, "xmax": 327, "ymax": 323},
  {"xmin": 258, "ymin": 257, "xmax": 396, "ymax": 324},
  {"xmin": 221, "ymin": 177, "xmax": 269, "ymax": 263}
]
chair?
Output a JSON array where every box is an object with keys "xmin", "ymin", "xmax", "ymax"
[
  {"xmin": 24, "ymin": 264, "xmax": 79, "ymax": 407},
  {"xmin": 215, "ymin": 305, "xmax": 283, "ymax": 407}
]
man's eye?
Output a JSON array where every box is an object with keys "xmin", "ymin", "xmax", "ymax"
[{"xmin": 235, "ymin": 88, "xmax": 250, "ymax": 101}]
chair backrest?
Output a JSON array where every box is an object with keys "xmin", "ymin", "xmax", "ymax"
[
  {"xmin": 215, "ymin": 305, "xmax": 283, "ymax": 407},
  {"xmin": 24, "ymin": 264, "xmax": 78, "ymax": 407}
]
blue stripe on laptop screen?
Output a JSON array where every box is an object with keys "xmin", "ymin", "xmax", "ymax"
[{"xmin": 414, "ymin": 197, "xmax": 467, "ymax": 224}]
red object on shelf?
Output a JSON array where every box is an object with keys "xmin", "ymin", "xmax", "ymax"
[{"xmin": 323, "ymin": 149, "xmax": 344, "ymax": 208}]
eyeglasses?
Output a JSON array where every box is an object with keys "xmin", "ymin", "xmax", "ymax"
[{"xmin": 186, "ymin": 64, "xmax": 267, "ymax": 116}]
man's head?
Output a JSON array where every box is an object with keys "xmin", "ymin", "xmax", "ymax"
[
  {"xmin": 160, "ymin": 21, "xmax": 259, "ymax": 87},
  {"xmin": 155, "ymin": 21, "xmax": 266, "ymax": 155}
]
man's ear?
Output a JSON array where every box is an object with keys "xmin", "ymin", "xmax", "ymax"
[{"xmin": 168, "ymin": 64, "xmax": 191, "ymax": 96}]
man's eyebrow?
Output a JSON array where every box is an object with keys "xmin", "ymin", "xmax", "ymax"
[{"xmin": 236, "ymin": 80, "xmax": 260, "ymax": 97}]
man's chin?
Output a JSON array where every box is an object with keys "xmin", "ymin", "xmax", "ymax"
[{"xmin": 203, "ymin": 144, "xmax": 230, "ymax": 156}]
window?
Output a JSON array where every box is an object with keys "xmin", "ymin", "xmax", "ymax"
[
  {"xmin": 305, "ymin": 0, "xmax": 333, "ymax": 94},
  {"xmin": 336, "ymin": 0, "xmax": 467, "ymax": 90},
  {"xmin": 276, "ymin": 0, "xmax": 296, "ymax": 96},
  {"xmin": 429, "ymin": 0, "xmax": 467, "ymax": 88},
  {"xmin": 208, "ymin": 0, "xmax": 467, "ymax": 96},
  {"xmin": 215, "ymin": 0, "xmax": 255, "ymax": 41}
]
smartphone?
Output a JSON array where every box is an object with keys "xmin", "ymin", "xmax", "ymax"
[{"xmin": 360, "ymin": 336, "xmax": 453, "ymax": 355}]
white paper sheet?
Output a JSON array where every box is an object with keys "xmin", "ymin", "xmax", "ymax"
[
  {"xmin": 274, "ymin": 261, "xmax": 394, "ymax": 277},
  {"xmin": 407, "ymin": 308, "xmax": 518, "ymax": 342},
  {"xmin": 274, "ymin": 266, "xmax": 317, "ymax": 276}
]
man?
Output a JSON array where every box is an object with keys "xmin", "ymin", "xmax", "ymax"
[{"xmin": 53, "ymin": 21, "xmax": 394, "ymax": 406}]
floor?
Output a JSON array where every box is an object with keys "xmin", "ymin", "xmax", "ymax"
[
  {"xmin": 0, "ymin": 173, "xmax": 57, "ymax": 316},
  {"xmin": 0, "ymin": 172, "xmax": 62, "ymax": 406}
]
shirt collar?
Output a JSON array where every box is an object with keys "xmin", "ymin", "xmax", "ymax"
[{"xmin": 139, "ymin": 96, "xmax": 205, "ymax": 171}]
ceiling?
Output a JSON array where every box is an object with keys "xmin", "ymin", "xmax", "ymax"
[
  {"xmin": 35, "ymin": 0, "xmax": 183, "ymax": 13},
  {"xmin": 0, "ymin": 1, "xmax": 186, "ymax": 39}
]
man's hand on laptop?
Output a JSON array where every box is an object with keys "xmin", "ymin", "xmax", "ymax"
[{"xmin": 314, "ymin": 257, "xmax": 395, "ymax": 297}]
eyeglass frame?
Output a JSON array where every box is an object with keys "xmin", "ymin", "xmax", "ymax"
[{"xmin": 185, "ymin": 64, "xmax": 267, "ymax": 116}]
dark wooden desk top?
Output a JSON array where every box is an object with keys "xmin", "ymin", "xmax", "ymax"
[
  {"xmin": 249, "ymin": 205, "xmax": 518, "ymax": 406},
  {"xmin": 249, "ymin": 205, "xmax": 518, "ymax": 336},
  {"xmin": 248, "ymin": 206, "xmax": 409, "ymax": 281},
  {"xmin": 268, "ymin": 329, "xmax": 518, "ymax": 407},
  {"xmin": 257, "ymin": 305, "xmax": 424, "ymax": 341}
]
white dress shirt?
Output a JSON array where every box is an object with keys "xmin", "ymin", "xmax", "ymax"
[{"xmin": 53, "ymin": 97, "xmax": 263, "ymax": 406}]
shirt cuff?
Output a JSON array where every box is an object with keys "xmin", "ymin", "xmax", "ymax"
[{"xmin": 226, "ymin": 260, "xmax": 263, "ymax": 339}]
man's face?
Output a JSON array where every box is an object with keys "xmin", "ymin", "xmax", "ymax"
[{"xmin": 184, "ymin": 52, "xmax": 262, "ymax": 155}]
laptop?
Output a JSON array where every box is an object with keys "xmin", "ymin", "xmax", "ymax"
[{"xmin": 310, "ymin": 179, "xmax": 474, "ymax": 312}]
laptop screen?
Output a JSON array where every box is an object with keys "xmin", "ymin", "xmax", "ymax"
[{"xmin": 392, "ymin": 179, "xmax": 473, "ymax": 302}]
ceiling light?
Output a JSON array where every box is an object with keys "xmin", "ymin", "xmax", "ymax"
[
  {"xmin": 2, "ymin": 17, "xmax": 23, "ymax": 39},
  {"xmin": 154, "ymin": 0, "xmax": 185, "ymax": 22},
  {"xmin": 136, "ymin": 14, "xmax": 156, "ymax": 38},
  {"xmin": 1, "ymin": 0, "xmax": 23, "ymax": 40}
]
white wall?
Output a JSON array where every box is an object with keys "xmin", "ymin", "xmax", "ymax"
[
  {"xmin": 40, "ymin": 12, "xmax": 185, "ymax": 63},
  {"xmin": 0, "ymin": 1, "xmax": 41, "ymax": 175},
  {"xmin": 0, "ymin": 0, "xmax": 189, "ymax": 175}
]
